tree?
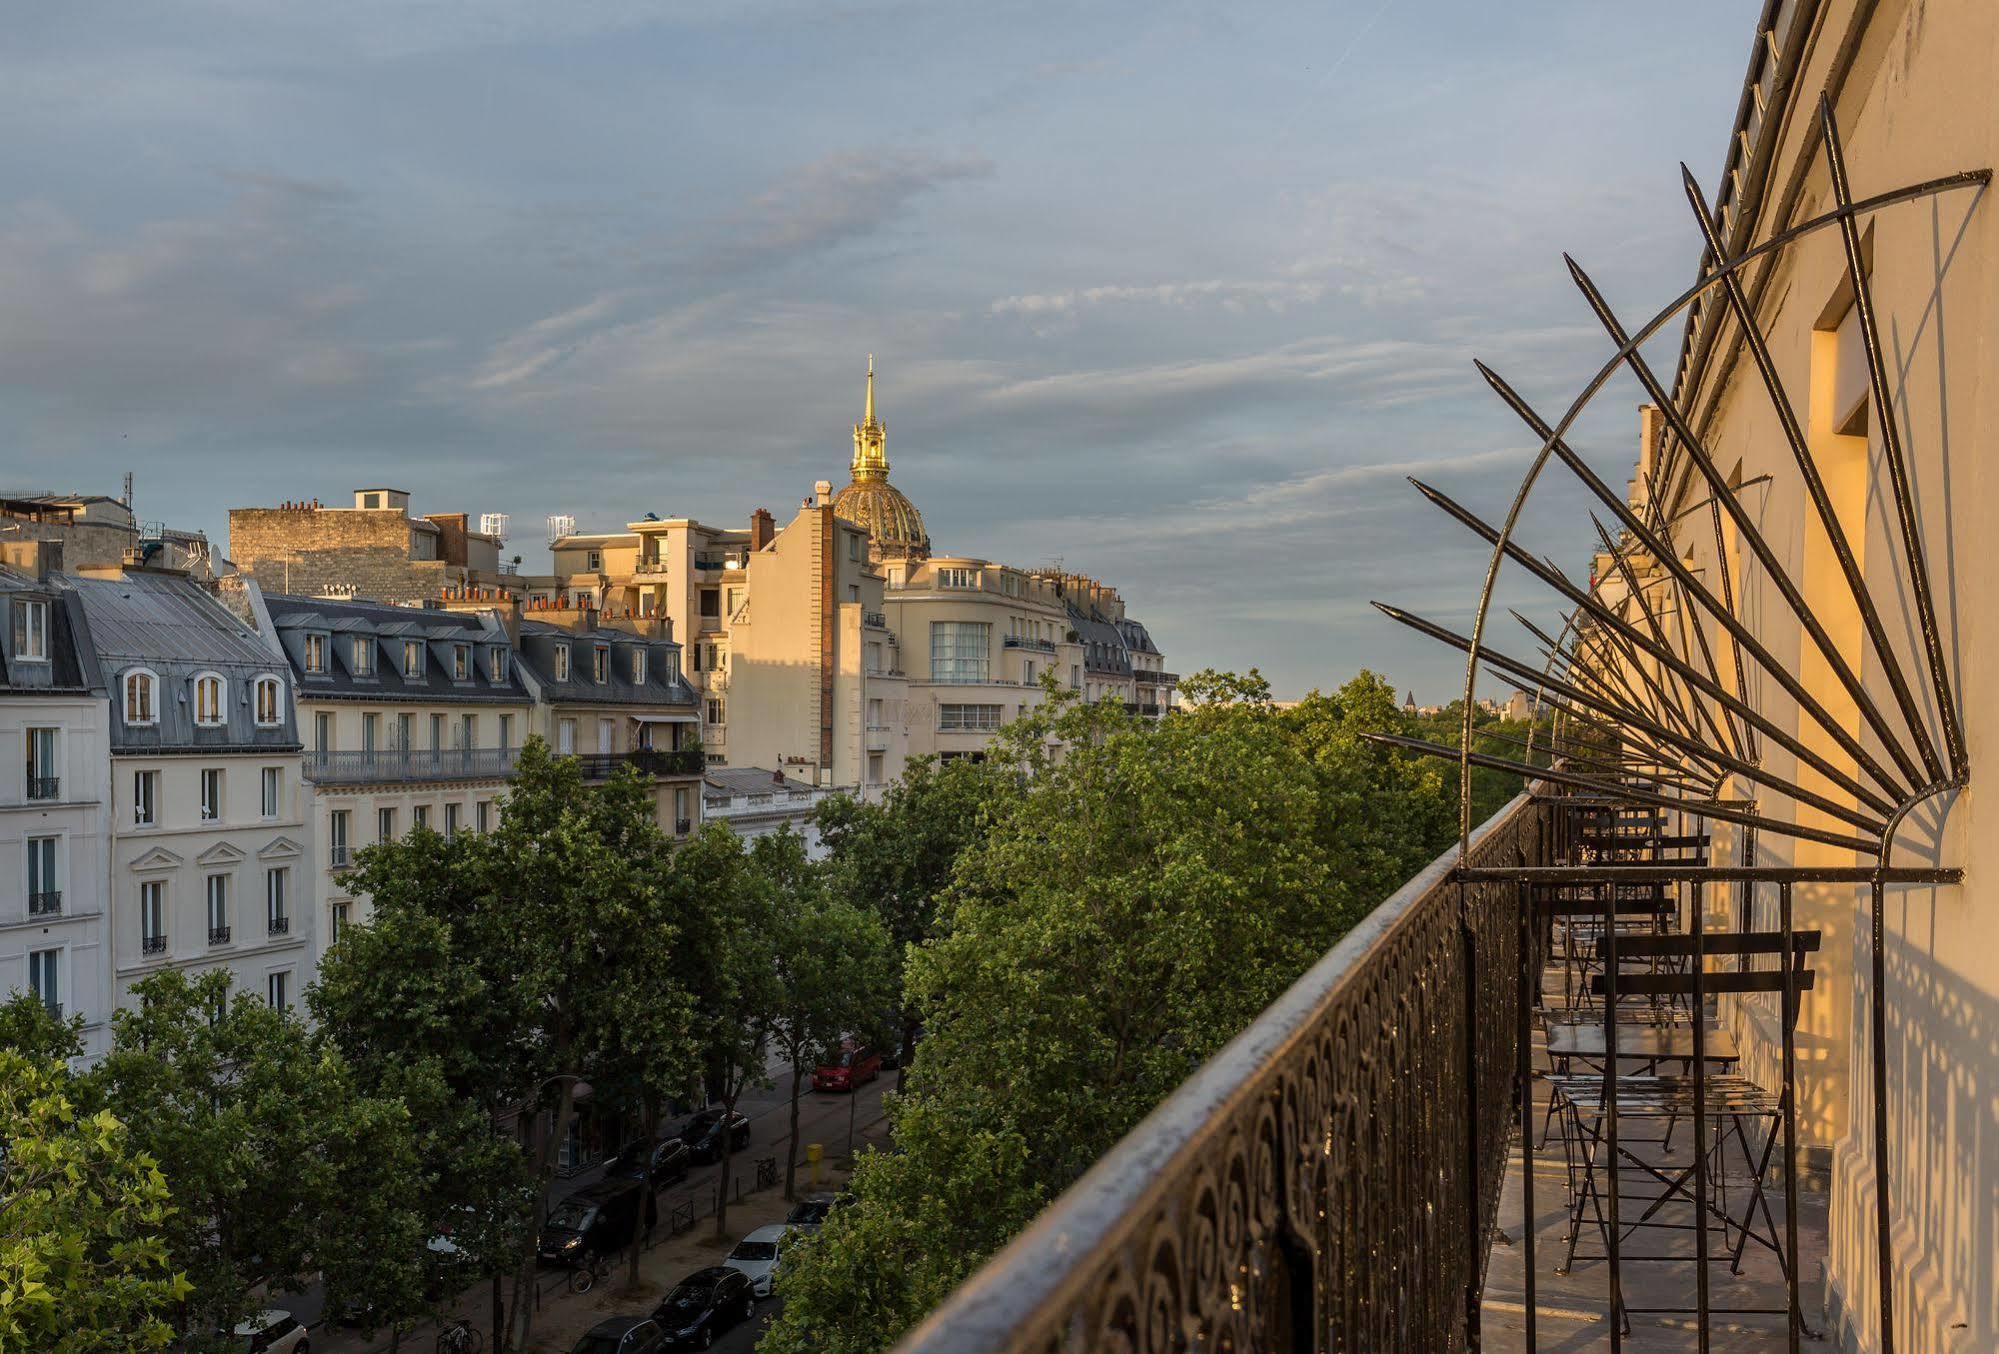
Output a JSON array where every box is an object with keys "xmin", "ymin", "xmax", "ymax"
[
  {"xmin": 0, "ymin": 1050, "xmax": 186, "ymax": 1352},
  {"xmin": 89, "ymin": 969, "xmax": 422, "ymax": 1344},
  {"xmin": 749, "ymin": 826, "xmax": 896, "ymax": 1200},
  {"xmin": 0, "ymin": 991, "xmax": 87, "ymax": 1065}
]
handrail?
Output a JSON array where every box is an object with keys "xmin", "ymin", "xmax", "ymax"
[
  {"xmin": 894, "ymin": 791, "xmax": 1541, "ymax": 1352},
  {"xmin": 304, "ymin": 748, "xmax": 520, "ymax": 784}
]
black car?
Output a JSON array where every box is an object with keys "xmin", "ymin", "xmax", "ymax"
[
  {"xmin": 676, "ymin": 1107, "xmax": 751, "ymax": 1163},
  {"xmin": 605, "ymin": 1134, "xmax": 692, "ymax": 1187},
  {"xmin": 654, "ymin": 1265, "xmax": 756, "ymax": 1349},
  {"xmin": 784, "ymin": 1192, "xmax": 844, "ymax": 1229},
  {"xmin": 570, "ymin": 1316, "xmax": 666, "ymax": 1354},
  {"xmin": 538, "ymin": 1179, "xmax": 659, "ymax": 1266}
]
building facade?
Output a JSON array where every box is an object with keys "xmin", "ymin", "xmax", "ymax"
[
  {"xmin": 229, "ymin": 488, "xmax": 520, "ymax": 607},
  {"xmin": 0, "ymin": 544, "xmax": 113, "ymax": 1057}
]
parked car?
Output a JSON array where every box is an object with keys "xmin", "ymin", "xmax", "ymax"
[
  {"xmin": 812, "ymin": 1043, "xmax": 882, "ymax": 1093},
  {"xmin": 538, "ymin": 1178, "xmax": 659, "ymax": 1266},
  {"xmin": 676, "ymin": 1107, "xmax": 751, "ymax": 1163},
  {"xmin": 232, "ymin": 1310, "xmax": 309, "ymax": 1354},
  {"xmin": 723, "ymin": 1222, "xmax": 790, "ymax": 1297},
  {"xmin": 784, "ymin": 1192, "xmax": 844, "ymax": 1230},
  {"xmin": 570, "ymin": 1316, "xmax": 667, "ymax": 1354},
  {"xmin": 605, "ymin": 1134, "xmax": 692, "ymax": 1187},
  {"xmin": 654, "ymin": 1265, "xmax": 757, "ymax": 1349}
]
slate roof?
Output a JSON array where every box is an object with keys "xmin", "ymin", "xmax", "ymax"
[
  {"xmin": 0, "ymin": 567, "xmax": 96, "ymax": 693},
  {"xmin": 263, "ymin": 593, "xmax": 531, "ymax": 705},
  {"xmin": 63, "ymin": 569, "xmax": 301, "ymax": 753},
  {"xmin": 514, "ymin": 621, "xmax": 697, "ymax": 709},
  {"xmin": 1068, "ymin": 603, "xmax": 1133, "ymax": 675}
]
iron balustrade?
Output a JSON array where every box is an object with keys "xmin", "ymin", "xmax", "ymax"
[
  {"xmin": 142, "ymin": 935, "xmax": 167, "ymax": 955},
  {"xmin": 209, "ymin": 925, "xmax": 232, "ymax": 945},
  {"xmin": 304, "ymin": 747, "xmax": 520, "ymax": 785},
  {"xmin": 26, "ymin": 776, "xmax": 59, "ymax": 801},
  {"xmin": 676, "ymin": 817, "xmax": 693, "ymax": 835},
  {"xmin": 28, "ymin": 890, "xmax": 61, "ymax": 917},
  {"xmin": 268, "ymin": 916, "xmax": 290, "ymax": 937},
  {"xmin": 893, "ymin": 792, "xmax": 1545, "ymax": 1354},
  {"xmin": 571, "ymin": 747, "xmax": 706, "ymax": 780},
  {"xmin": 1136, "ymin": 670, "xmax": 1180, "ymax": 686},
  {"xmin": 864, "ymin": 610, "xmax": 890, "ymax": 629},
  {"xmin": 1002, "ymin": 635, "xmax": 1057, "ymax": 653}
]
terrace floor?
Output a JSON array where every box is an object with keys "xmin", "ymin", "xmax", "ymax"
[{"xmin": 1481, "ymin": 1010, "xmax": 1831, "ymax": 1351}]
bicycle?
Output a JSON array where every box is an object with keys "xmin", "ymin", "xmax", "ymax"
[
  {"xmin": 568, "ymin": 1250, "xmax": 612, "ymax": 1295},
  {"xmin": 436, "ymin": 1320, "xmax": 483, "ymax": 1354}
]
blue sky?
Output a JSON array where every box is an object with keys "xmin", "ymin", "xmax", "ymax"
[{"xmin": 0, "ymin": 1, "xmax": 1752, "ymax": 699}]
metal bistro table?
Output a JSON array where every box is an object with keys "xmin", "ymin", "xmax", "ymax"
[{"xmin": 1546, "ymin": 1021, "xmax": 1740, "ymax": 1073}]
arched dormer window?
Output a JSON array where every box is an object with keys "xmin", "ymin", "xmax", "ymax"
[
  {"xmin": 124, "ymin": 669, "xmax": 159, "ymax": 726},
  {"xmin": 253, "ymin": 675, "xmax": 285, "ymax": 728},
  {"xmin": 193, "ymin": 672, "xmax": 226, "ymax": 727}
]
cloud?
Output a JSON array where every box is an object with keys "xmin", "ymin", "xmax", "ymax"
[
  {"xmin": 991, "ymin": 278, "xmax": 1332, "ymax": 317},
  {"xmin": 707, "ymin": 150, "xmax": 994, "ymax": 270}
]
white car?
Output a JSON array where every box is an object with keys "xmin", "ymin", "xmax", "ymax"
[
  {"xmin": 723, "ymin": 1223, "xmax": 789, "ymax": 1297},
  {"xmin": 234, "ymin": 1310, "xmax": 310, "ymax": 1354}
]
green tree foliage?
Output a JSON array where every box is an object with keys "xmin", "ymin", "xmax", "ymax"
[
  {"xmin": 0, "ymin": 1051, "xmax": 186, "ymax": 1352},
  {"xmin": 763, "ymin": 672, "xmax": 1458, "ymax": 1353},
  {"xmin": 90, "ymin": 969, "xmax": 422, "ymax": 1343},
  {"xmin": 0, "ymin": 991, "xmax": 87, "ymax": 1066},
  {"xmin": 1407, "ymin": 697, "xmax": 1557, "ymax": 827}
]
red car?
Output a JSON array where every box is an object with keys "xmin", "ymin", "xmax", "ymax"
[{"xmin": 812, "ymin": 1044, "xmax": 882, "ymax": 1093}]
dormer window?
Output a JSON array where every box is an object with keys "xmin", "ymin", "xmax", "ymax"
[
  {"xmin": 453, "ymin": 644, "xmax": 470, "ymax": 680},
  {"xmin": 302, "ymin": 634, "xmax": 326, "ymax": 674},
  {"xmin": 554, "ymin": 645, "xmax": 570, "ymax": 681},
  {"xmin": 12, "ymin": 599, "xmax": 48, "ymax": 662},
  {"xmin": 124, "ymin": 670, "xmax": 158, "ymax": 725},
  {"xmin": 403, "ymin": 640, "xmax": 423, "ymax": 677},
  {"xmin": 254, "ymin": 675, "xmax": 284, "ymax": 727},
  {"xmin": 664, "ymin": 651, "xmax": 681, "ymax": 681},
  {"xmin": 632, "ymin": 650, "xmax": 647, "ymax": 685},
  {"xmin": 489, "ymin": 648, "xmax": 509, "ymax": 682},
  {"xmin": 592, "ymin": 646, "xmax": 610, "ymax": 684},
  {"xmin": 351, "ymin": 637, "xmax": 373, "ymax": 675},
  {"xmin": 193, "ymin": 673, "xmax": 226, "ymax": 727}
]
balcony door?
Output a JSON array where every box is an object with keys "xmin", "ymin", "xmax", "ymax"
[{"xmin": 557, "ymin": 718, "xmax": 576, "ymax": 755}]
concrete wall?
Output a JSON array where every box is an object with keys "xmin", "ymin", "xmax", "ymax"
[{"xmin": 231, "ymin": 506, "xmax": 466, "ymax": 605}]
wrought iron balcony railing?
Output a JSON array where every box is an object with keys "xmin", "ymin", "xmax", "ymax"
[
  {"xmin": 141, "ymin": 935, "xmax": 167, "ymax": 956},
  {"xmin": 209, "ymin": 925, "xmax": 232, "ymax": 945},
  {"xmin": 304, "ymin": 747, "xmax": 520, "ymax": 785},
  {"xmin": 28, "ymin": 890, "xmax": 61, "ymax": 917},
  {"xmin": 26, "ymin": 776, "xmax": 59, "ymax": 800},
  {"xmin": 571, "ymin": 747, "xmax": 706, "ymax": 780},
  {"xmin": 893, "ymin": 792, "xmax": 1544, "ymax": 1353},
  {"xmin": 1135, "ymin": 669, "xmax": 1179, "ymax": 686},
  {"xmin": 267, "ymin": 916, "xmax": 290, "ymax": 937},
  {"xmin": 1002, "ymin": 635, "xmax": 1056, "ymax": 653}
]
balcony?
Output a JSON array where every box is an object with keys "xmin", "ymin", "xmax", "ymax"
[
  {"xmin": 141, "ymin": 935, "xmax": 167, "ymax": 956},
  {"xmin": 572, "ymin": 747, "xmax": 706, "ymax": 780},
  {"xmin": 303, "ymin": 747, "xmax": 520, "ymax": 785},
  {"xmin": 1134, "ymin": 669, "xmax": 1178, "ymax": 686},
  {"xmin": 28, "ymin": 890, "xmax": 61, "ymax": 917},
  {"xmin": 675, "ymin": 817, "xmax": 693, "ymax": 836},
  {"xmin": 209, "ymin": 925, "xmax": 232, "ymax": 945},
  {"xmin": 1002, "ymin": 635, "xmax": 1056, "ymax": 654},
  {"xmin": 26, "ymin": 775, "xmax": 59, "ymax": 801},
  {"xmin": 864, "ymin": 610, "xmax": 890, "ymax": 630},
  {"xmin": 267, "ymin": 916, "xmax": 290, "ymax": 937}
]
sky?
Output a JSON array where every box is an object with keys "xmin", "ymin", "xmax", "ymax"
[{"xmin": 0, "ymin": 1, "xmax": 1755, "ymax": 700}]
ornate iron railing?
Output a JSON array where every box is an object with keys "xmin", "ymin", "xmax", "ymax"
[
  {"xmin": 304, "ymin": 748, "xmax": 519, "ymax": 785},
  {"xmin": 28, "ymin": 890, "xmax": 61, "ymax": 917},
  {"xmin": 572, "ymin": 747, "xmax": 706, "ymax": 780},
  {"xmin": 894, "ymin": 792, "xmax": 1544, "ymax": 1353}
]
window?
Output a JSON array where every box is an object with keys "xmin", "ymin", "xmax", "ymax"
[
  {"xmin": 403, "ymin": 640, "xmax": 424, "ymax": 677},
  {"xmin": 937, "ymin": 567, "xmax": 976, "ymax": 589},
  {"xmin": 362, "ymin": 711, "xmax": 380, "ymax": 752},
  {"xmin": 27, "ymin": 836, "xmax": 57, "ymax": 912},
  {"xmin": 315, "ymin": 711, "xmax": 334, "ymax": 753},
  {"xmin": 330, "ymin": 902, "xmax": 350, "ymax": 943},
  {"xmin": 489, "ymin": 648, "xmax": 509, "ymax": 682},
  {"xmin": 397, "ymin": 712, "xmax": 414, "ymax": 749},
  {"xmin": 632, "ymin": 649, "xmax": 647, "ymax": 685},
  {"xmin": 140, "ymin": 880, "xmax": 166, "ymax": 953},
  {"xmin": 445, "ymin": 802, "xmax": 461, "ymax": 839},
  {"xmin": 725, "ymin": 587, "xmax": 744, "ymax": 618},
  {"xmin": 200, "ymin": 768, "xmax": 223, "ymax": 822},
  {"xmin": 938, "ymin": 703, "xmax": 1003, "ymax": 732},
  {"xmin": 261, "ymin": 766, "xmax": 281, "ymax": 819},
  {"xmin": 706, "ymin": 696, "xmax": 725, "ymax": 726},
  {"xmin": 461, "ymin": 713, "xmax": 476, "ymax": 750},
  {"xmin": 413, "ymin": 804, "xmax": 430, "ymax": 830},
  {"xmin": 699, "ymin": 589, "xmax": 720, "ymax": 619},
  {"xmin": 377, "ymin": 806, "xmax": 396, "ymax": 841},
  {"xmin": 930, "ymin": 621, "xmax": 991, "ymax": 684},
  {"xmin": 12, "ymin": 598, "xmax": 48, "ymax": 661},
  {"xmin": 597, "ymin": 718, "xmax": 614, "ymax": 754},
  {"xmin": 254, "ymin": 675, "xmax": 283, "ymax": 726},
  {"xmin": 586, "ymin": 549, "xmax": 602, "ymax": 571},
  {"xmin": 673, "ymin": 787, "xmax": 689, "ymax": 830},
  {"xmin": 206, "ymin": 875, "xmax": 229, "ymax": 943},
  {"xmin": 124, "ymin": 670, "xmax": 157, "ymax": 725},
  {"xmin": 1023, "ymin": 660, "xmax": 1036, "ymax": 685},
  {"xmin": 868, "ymin": 751, "xmax": 884, "ymax": 783},
  {"xmin": 1071, "ymin": 665, "xmax": 1081, "ymax": 689},
  {"xmin": 867, "ymin": 697, "xmax": 883, "ymax": 728},
  {"xmin": 847, "ymin": 584, "xmax": 860, "ymax": 604},
  {"xmin": 664, "ymin": 651, "xmax": 680, "ymax": 681},
  {"xmin": 554, "ymin": 645, "xmax": 570, "ymax": 681},
  {"xmin": 430, "ymin": 713, "xmax": 445, "ymax": 751},
  {"xmin": 476, "ymin": 800, "xmax": 491, "ymax": 833},
  {"xmin": 265, "ymin": 869, "xmax": 289, "ymax": 934},
  {"xmin": 132, "ymin": 770, "xmax": 157, "ymax": 826},
  {"xmin": 28, "ymin": 949, "xmax": 58, "ymax": 1015},
  {"xmin": 329, "ymin": 810, "xmax": 350, "ymax": 866},
  {"xmin": 865, "ymin": 642, "xmax": 882, "ymax": 676},
  {"xmin": 848, "ymin": 533, "xmax": 861, "ymax": 562},
  {"xmin": 592, "ymin": 646, "xmax": 610, "ymax": 683},
  {"xmin": 498, "ymin": 714, "xmax": 513, "ymax": 750},
  {"xmin": 303, "ymin": 634, "xmax": 326, "ymax": 673},
  {"xmin": 448, "ymin": 644, "xmax": 467, "ymax": 680},
  {"xmin": 25, "ymin": 726, "xmax": 57, "ymax": 800},
  {"xmin": 557, "ymin": 719, "xmax": 576, "ymax": 755},
  {"xmin": 267, "ymin": 970, "xmax": 291, "ymax": 1011}
]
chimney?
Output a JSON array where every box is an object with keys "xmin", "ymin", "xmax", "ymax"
[
  {"xmin": 814, "ymin": 480, "xmax": 833, "ymax": 507},
  {"xmin": 749, "ymin": 508, "xmax": 776, "ymax": 551}
]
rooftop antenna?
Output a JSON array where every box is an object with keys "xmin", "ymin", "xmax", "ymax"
[
  {"xmin": 122, "ymin": 471, "xmax": 133, "ymax": 509},
  {"xmin": 546, "ymin": 513, "xmax": 576, "ymax": 547},
  {"xmin": 479, "ymin": 512, "xmax": 510, "ymax": 545}
]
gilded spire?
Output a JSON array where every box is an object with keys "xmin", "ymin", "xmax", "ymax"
[{"xmin": 852, "ymin": 355, "xmax": 889, "ymax": 481}]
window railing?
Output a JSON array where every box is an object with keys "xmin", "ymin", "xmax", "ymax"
[
  {"xmin": 36, "ymin": 1001, "xmax": 62, "ymax": 1021},
  {"xmin": 27, "ymin": 890, "xmax": 61, "ymax": 917},
  {"xmin": 267, "ymin": 916, "xmax": 290, "ymax": 937},
  {"xmin": 303, "ymin": 747, "xmax": 520, "ymax": 785},
  {"xmin": 863, "ymin": 610, "xmax": 889, "ymax": 629},
  {"xmin": 328, "ymin": 845, "xmax": 351, "ymax": 868},
  {"xmin": 209, "ymin": 925, "xmax": 232, "ymax": 945},
  {"xmin": 572, "ymin": 747, "xmax": 707, "ymax": 780},
  {"xmin": 1002, "ymin": 636, "xmax": 1057, "ymax": 653},
  {"xmin": 26, "ymin": 776, "xmax": 59, "ymax": 801},
  {"xmin": 675, "ymin": 817, "xmax": 693, "ymax": 835},
  {"xmin": 891, "ymin": 792, "xmax": 1544, "ymax": 1354},
  {"xmin": 141, "ymin": 935, "xmax": 167, "ymax": 956},
  {"xmin": 1134, "ymin": 669, "xmax": 1179, "ymax": 686}
]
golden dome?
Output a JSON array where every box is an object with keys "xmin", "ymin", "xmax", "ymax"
[{"xmin": 834, "ymin": 358, "xmax": 930, "ymax": 561}]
